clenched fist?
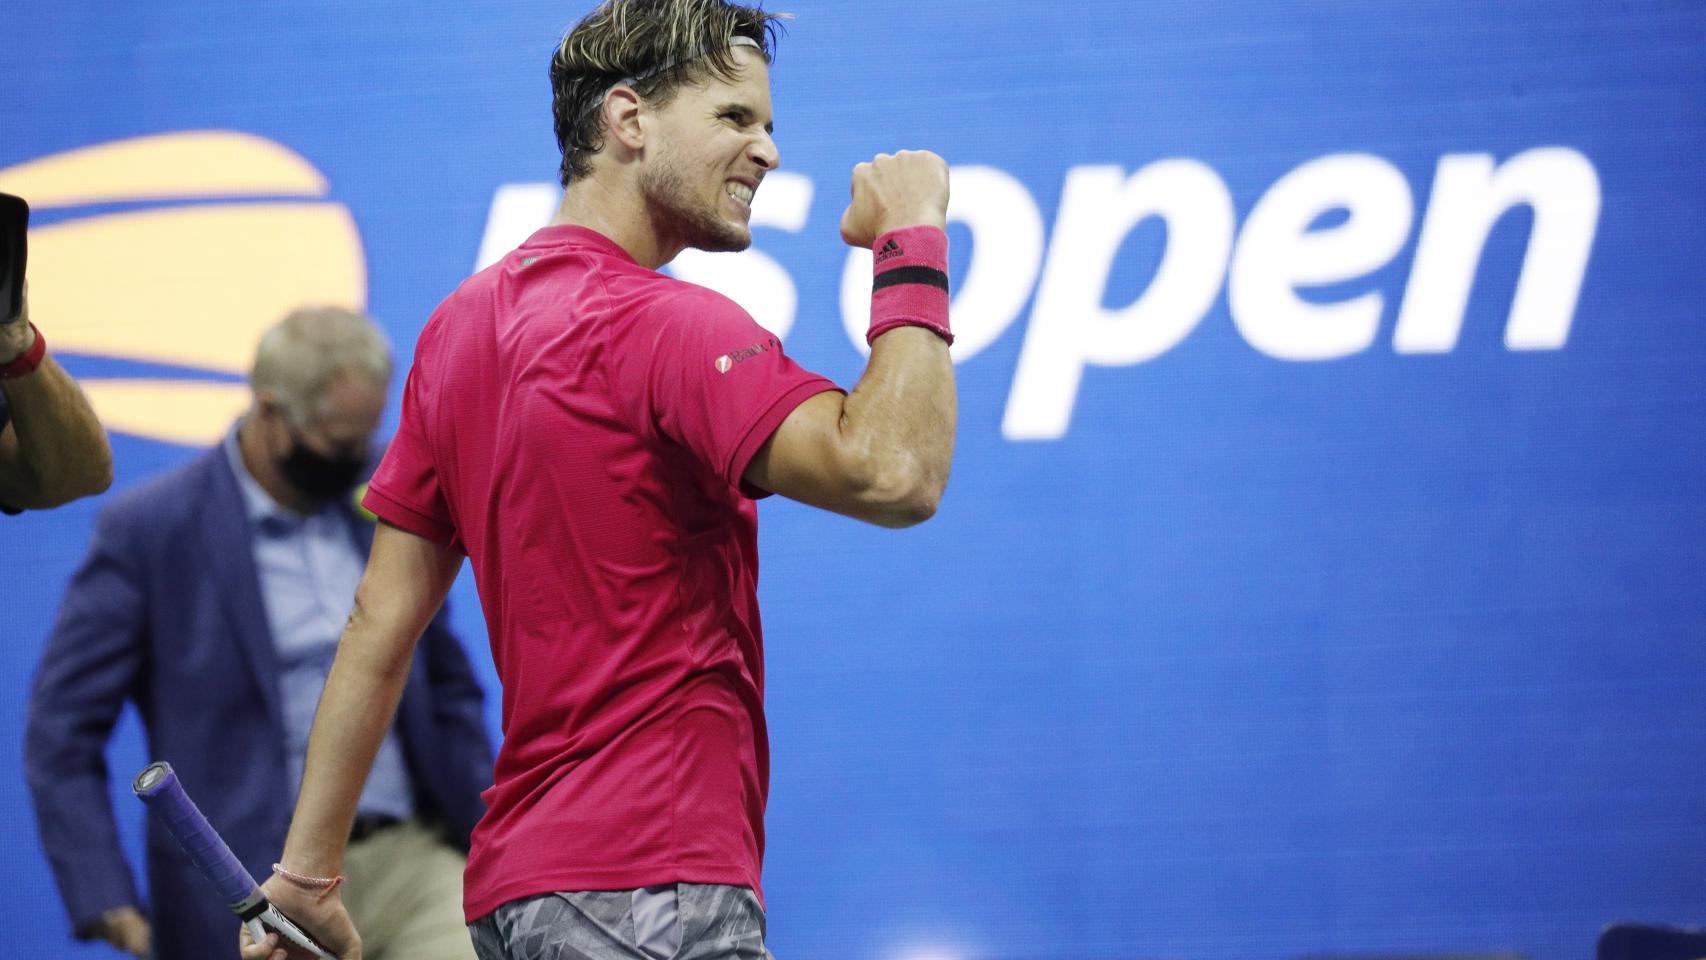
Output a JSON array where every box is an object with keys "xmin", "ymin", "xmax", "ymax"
[{"xmin": 839, "ymin": 150, "xmax": 949, "ymax": 249}]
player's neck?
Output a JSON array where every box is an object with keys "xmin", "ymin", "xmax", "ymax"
[{"xmin": 553, "ymin": 178, "xmax": 682, "ymax": 271}]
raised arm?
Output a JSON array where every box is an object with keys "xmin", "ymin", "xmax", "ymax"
[
  {"xmin": 743, "ymin": 150, "xmax": 957, "ymax": 528},
  {"xmin": 241, "ymin": 520, "xmax": 463, "ymax": 960},
  {"xmin": 0, "ymin": 287, "xmax": 114, "ymax": 510}
]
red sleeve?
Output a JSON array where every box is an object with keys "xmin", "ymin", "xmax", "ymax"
[
  {"xmin": 644, "ymin": 288, "xmax": 841, "ymax": 494},
  {"xmin": 364, "ymin": 357, "xmax": 457, "ymax": 546}
]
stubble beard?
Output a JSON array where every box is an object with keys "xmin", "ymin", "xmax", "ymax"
[{"xmin": 641, "ymin": 147, "xmax": 752, "ymax": 255}]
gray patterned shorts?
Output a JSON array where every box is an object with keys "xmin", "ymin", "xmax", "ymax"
[{"xmin": 468, "ymin": 883, "xmax": 773, "ymax": 960}]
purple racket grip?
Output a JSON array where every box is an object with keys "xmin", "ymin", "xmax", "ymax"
[{"xmin": 133, "ymin": 761, "xmax": 266, "ymax": 916}]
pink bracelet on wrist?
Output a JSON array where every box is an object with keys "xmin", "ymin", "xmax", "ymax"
[
  {"xmin": 868, "ymin": 226, "xmax": 953, "ymax": 346},
  {"xmin": 272, "ymin": 862, "xmax": 346, "ymax": 899}
]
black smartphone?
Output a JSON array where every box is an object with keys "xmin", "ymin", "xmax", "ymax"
[{"xmin": 0, "ymin": 192, "xmax": 29, "ymax": 325}]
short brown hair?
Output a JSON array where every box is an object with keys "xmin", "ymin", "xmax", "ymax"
[{"xmin": 550, "ymin": 0, "xmax": 787, "ymax": 186}]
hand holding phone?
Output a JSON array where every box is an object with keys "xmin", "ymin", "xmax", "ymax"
[{"xmin": 0, "ymin": 192, "xmax": 27, "ymax": 326}]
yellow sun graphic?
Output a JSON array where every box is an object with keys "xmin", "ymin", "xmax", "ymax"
[{"xmin": 0, "ymin": 130, "xmax": 367, "ymax": 445}]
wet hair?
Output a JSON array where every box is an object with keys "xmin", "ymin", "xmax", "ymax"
[{"xmin": 550, "ymin": 0, "xmax": 787, "ymax": 185}]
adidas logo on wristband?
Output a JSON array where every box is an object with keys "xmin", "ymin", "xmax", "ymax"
[{"xmin": 875, "ymin": 237, "xmax": 905, "ymax": 264}]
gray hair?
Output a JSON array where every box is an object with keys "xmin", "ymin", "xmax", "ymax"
[{"xmin": 249, "ymin": 306, "xmax": 392, "ymax": 427}]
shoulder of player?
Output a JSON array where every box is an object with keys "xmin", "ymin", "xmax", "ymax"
[
  {"xmin": 632, "ymin": 274, "xmax": 754, "ymax": 333},
  {"xmin": 427, "ymin": 265, "xmax": 502, "ymax": 328},
  {"xmin": 407, "ymin": 267, "xmax": 499, "ymax": 360}
]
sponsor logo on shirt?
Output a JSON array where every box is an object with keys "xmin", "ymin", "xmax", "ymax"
[
  {"xmin": 0, "ymin": 131, "xmax": 367, "ymax": 446},
  {"xmin": 714, "ymin": 338, "xmax": 777, "ymax": 374}
]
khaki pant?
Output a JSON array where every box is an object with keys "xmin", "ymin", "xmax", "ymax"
[{"xmin": 341, "ymin": 819, "xmax": 476, "ymax": 960}]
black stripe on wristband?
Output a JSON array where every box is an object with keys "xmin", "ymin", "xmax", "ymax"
[{"xmin": 872, "ymin": 265, "xmax": 949, "ymax": 292}]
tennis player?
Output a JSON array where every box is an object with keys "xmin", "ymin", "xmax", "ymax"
[{"xmin": 243, "ymin": 2, "xmax": 954, "ymax": 957}]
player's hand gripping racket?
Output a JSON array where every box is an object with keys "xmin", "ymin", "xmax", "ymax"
[{"xmin": 133, "ymin": 762, "xmax": 339, "ymax": 959}]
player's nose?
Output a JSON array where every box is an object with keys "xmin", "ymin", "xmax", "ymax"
[{"xmin": 749, "ymin": 130, "xmax": 779, "ymax": 171}]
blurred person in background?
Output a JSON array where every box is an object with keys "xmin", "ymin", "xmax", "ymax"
[{"xmin": 25, "ymin": 306, "xmax": 493, "ymax": 960}]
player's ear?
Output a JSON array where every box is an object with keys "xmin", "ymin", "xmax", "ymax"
[{"xmin": 603, "ymin": 87, "xmax": 647, "ymax": 152}]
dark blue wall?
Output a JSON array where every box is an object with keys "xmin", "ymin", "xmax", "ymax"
[{"xmin": 4, "ymin": 3, "xmax": 1703, "ymax": 958}]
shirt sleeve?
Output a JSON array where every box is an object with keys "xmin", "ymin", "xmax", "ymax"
[
  {"xmin": 643, "ymin": 289, "xmax": 841, "ymax": 494},
  {"xmin": 364, "ymin": 357, "xmax": 457, "ymax": 546}
]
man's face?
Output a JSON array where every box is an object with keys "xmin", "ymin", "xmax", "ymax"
[
  {"xmin": 260, "ymin": 370, "xmax": 387, "ymax": 501},
  {"xmin": 291, "ymin": 371, "xmax": 386, "ymax": 459},
  {"xmin": 640, "ymin": 46, "xmax": 779, "ymax": 255}
]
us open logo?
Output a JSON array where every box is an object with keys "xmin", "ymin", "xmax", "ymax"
[{"xmin": 0, "ymin": 130, "xmax": 367, "ymax": 446}]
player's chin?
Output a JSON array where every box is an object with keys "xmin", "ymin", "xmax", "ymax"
[{"xmin": 696, "ymin": 221, "xmax": 753, "ymax": 254}]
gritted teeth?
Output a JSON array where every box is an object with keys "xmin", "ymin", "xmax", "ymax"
[{"xmin": 727, "ymin": 182, "xmax": 755, "ymax": 204}]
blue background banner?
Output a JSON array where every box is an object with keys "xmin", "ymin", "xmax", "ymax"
[{"xmin": 3, "ymin": 2, "xmax": 1704, "ymax": 958}]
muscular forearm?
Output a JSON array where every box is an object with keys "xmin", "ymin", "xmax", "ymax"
[
  {"xmin": 747, "ymin": 152, "xmax": 957, "ymax": 527},
  {"xmin": 279, "ymin": 602, "xmax": 414, "ymax": 875},
  {"xmin": 0, "ymin": 350, "xmax": 114, "ymax": 509},
  {"xmin": 831, "ymin": 218, "xmax": 958, "ymax": 524},
  {"xmin": 833, "ymin": 325, "xmax": 956, "ymax": 525},
  {"xmin": 278, "ymin": 523, "xmax": 460, "ymax": 876}
]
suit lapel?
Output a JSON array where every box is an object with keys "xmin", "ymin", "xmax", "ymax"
[{"xmin": 201, "ymin": 447, "xmax": 286, "ymax": 733}]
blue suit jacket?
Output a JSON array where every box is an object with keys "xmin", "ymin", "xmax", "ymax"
[{"xmin": 25, "ymin": 443, "xmax": 494, "ymax": 960}]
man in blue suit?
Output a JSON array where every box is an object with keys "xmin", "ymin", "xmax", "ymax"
[{"xmin": 25, "ymin": 306, "xmax": 494, "ymax": 960}]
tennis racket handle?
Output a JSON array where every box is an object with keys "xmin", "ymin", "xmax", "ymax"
[{"xmin": 132, "ymin": 761, "xmax": 262, "ymax": 913}]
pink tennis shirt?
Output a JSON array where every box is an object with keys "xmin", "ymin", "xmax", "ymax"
[{"xmin": 363, "ymin": 224, "xmax": 840, "ymax": 920}]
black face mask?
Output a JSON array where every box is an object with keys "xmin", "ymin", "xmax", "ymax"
[{"xmin": 279, "ymin": 437, "xmax": 365, "ymax": 504}]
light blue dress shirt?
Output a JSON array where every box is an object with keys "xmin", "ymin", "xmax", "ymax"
[{"xmin": 223, "ymin": 428, "xmax": 414, "ymax": 821}]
